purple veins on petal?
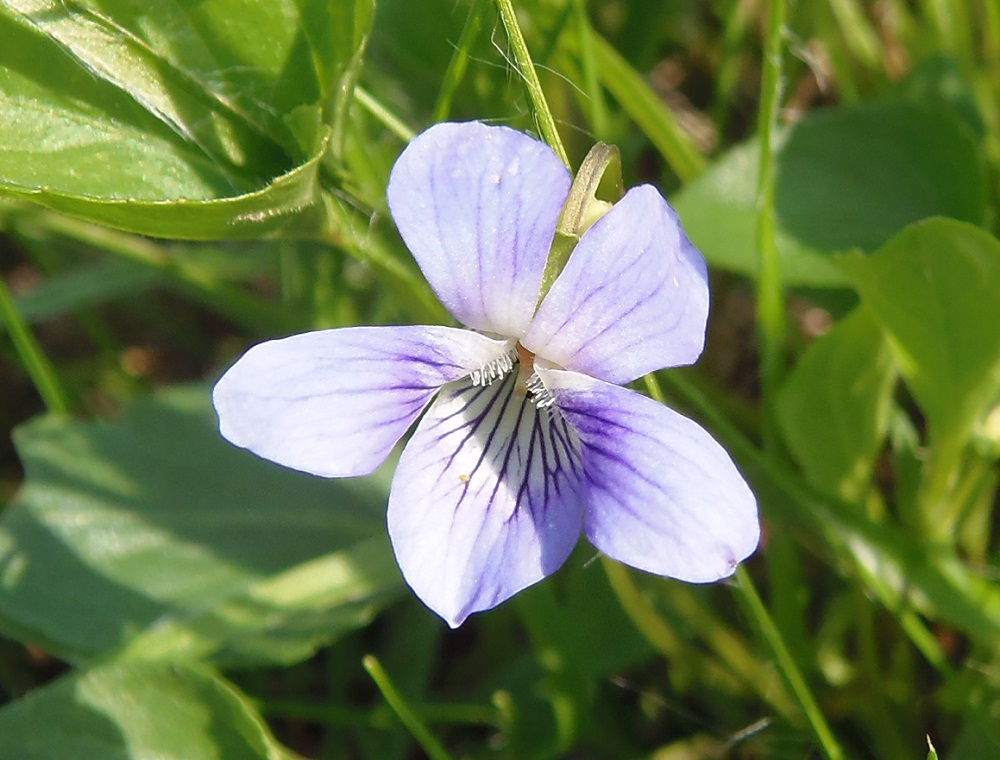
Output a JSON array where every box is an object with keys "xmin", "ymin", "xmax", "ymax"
[
  {"xmin": 388, "ymin": 370, "xmax": 585, "ymax": 627},
  {"xmin": 212, "ymin": 325, "xmax": 512, "ymax": 479},
  {"xmin": 387, "ymin": 122, "xmax": 572, "ymax": 336},
  {"xmin": 540, "ymin": 367, "xmax": 759, "ymax": 583},
  {"xmin": 523, "ymin": 185, "xmax": 710, "ymax": 385}
]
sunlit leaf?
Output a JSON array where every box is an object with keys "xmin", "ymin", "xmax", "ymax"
[
  {"xmin": 0, "ymin": 659, "xmax": 294, "ymax": 760},
  {"xmin": 777, "ymin": 307, "xmax": 896, "ymax": 501},
  {"xmin": 840, "ymin": 218, "xmax": 1000, "ymax": 448},
  {"xmin": 0, "ymin": 0, "xmax": 377, "ymax": 237},
  {"xmin": 673, "ymin": 101, "xmax": 986, "ymax": 286},
  {"xmin": 0, "ymin": 385, "xmax": 403, "ymax": 666}
]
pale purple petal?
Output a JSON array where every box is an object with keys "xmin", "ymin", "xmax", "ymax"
[
  {"xmin": 388, "ymin": 371, "xmax": 584, "ymax": 627},
  {"xmin": 387, "ymin": 122, "xmax": 571, "ymax": 337},
  {"xmin": 540, "ymin": 367, "xmax": 758, "ymax": 581},
  {"xmin": 523, "ymin": 186, "xmax": 709, "ymax": 384},
  {"xmin": 213, "ymin": 326, "xmax": 511, "ymax": 478}
]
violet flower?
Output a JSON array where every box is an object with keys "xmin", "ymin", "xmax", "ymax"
[{"xmin": 213, "ymin": 121, "xmax": 758, "ymax": 627}]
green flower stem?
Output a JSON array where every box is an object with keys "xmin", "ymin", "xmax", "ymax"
[
  {"xmin": 735, "ymin": 567, "xmax": 845, "ymax": 760},
  {"xmin": 0, "ymin": 272, "xmax": 70, "ymax": 415},
  {"xmin": 755, "ymin": 0, "xmax": 789, "ymax": 450},
  {"xmin": 362, "ymin": 655, "xmax": 455, "ymax": 760},
  {"xmin": 494, "ymin": 0, "xmax": 570, "ymax": 167},
  {"xmin": 328, "ymin": 6, "xmax": 374, "ymax": 165}
]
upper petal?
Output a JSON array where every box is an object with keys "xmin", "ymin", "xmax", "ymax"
[
  {"xmin": 541, "ymin": 367, "xmax": 759, "ymax": 581},
  {"xmin": 388, "ymin": 371, "xmax": 585, "ymax": 627},
  {"xmin": 522, "ymin": 186, "xmax": 709, "ymax": 384},
  {"xmin": 213, "ymin": 326, "xmax": 511, "ymax": 478},
  {"xmin": 387, "ymin": 121, "xmax": 571, "ymax": 337}
]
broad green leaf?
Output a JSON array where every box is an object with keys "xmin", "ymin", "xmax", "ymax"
[
  {"xmin": 674, "ymin": 135, "xmax": 844, "ymax": 285},
  {"xmin": 0, "ymin": 148, "xmax": 331, "ymax": 240},
  {"xmin": 776, "ymin": 307, "xmax": 896, "ymax": 501},
  {"xmin": 0, "ymin": 659, "xmax": 292, "ymax": 760},
  {"xmin": 840, "ymin": 218, "xmax": 1000, "ymax": 448},
  {"xmin": 888, "ymin": 54, "xmax": 986, "ymax": 139},
  {"xmin": 0, "ymin": 384, "xmax": 403, "ymax": 666},
  {"xmin": 2, "ymin": 0, "xmax": 292, "ymax": 165},
  {"xmin": 672, "ymin": 101, "xmax": 986, "ymax": 286},
  {"xmin": 0, "ymin": 0, "xmax": 375, "ymax": 237}
]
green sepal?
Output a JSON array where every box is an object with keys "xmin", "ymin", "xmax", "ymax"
[{"xmin": 539, "ymin": 142, "xmax": 623, "ymax": 301}]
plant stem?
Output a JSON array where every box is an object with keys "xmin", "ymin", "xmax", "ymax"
[
  {"xmin": 494, "ymin": 0, "xmax": 570, "ymax": 166},
  {"xmin": 0, "ymin": 272, "xmax": 70, "ymax": 415},
  {"xmin": 755, "ymin": 0, "xmax": 789, "ymax": 449},
  {"xmin": 363, "ymin": 655, "xmax": 455, "ymax": 760},
  {"xmin": 735, "ymin": 567, "xmax": 845, "ymax": 760}
]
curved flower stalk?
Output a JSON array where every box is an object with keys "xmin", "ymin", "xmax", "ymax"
[{"xmin": 214, "ymin": 121, "xmax": 759, "ymax": 627}]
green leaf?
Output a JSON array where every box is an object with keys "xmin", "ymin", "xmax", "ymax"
[
  {"xmin": 888, "ymin": 54, "xmax": 986, "ymax": 140},
  {"xmin": 0, "ymin": 148, "xmax": 331, "ymax": 240},
  {"xmin": 776, "ymin": 307, "xmax": 897, "ymax": 501},
  {"xmin": 672, "ymin": 101, "xmax": 986, "ymax": 286},
  {"xmin": 0, "ymin": 659, "xmax": 293, "ymax": 760},
  {"xmin": 839, "ymin": 218, "xmax": 1000, "ymax": 448},
  {"xmin": 3, "ymin": 0, "xmax": 326, "ymax": 158},
  {"xmin": 0, "ymin": 0, "xmax": 374, "ymax": 237},
  {"xmin": 0, "ymin": 384, "xmax": 403, "ymax": 666}
]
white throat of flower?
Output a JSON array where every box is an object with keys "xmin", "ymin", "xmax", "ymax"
[
  {"xmin": 469, "ymin": 347, "xmax": 516, "ymax": 386},
  {"xmin": 469, "ymin": 342, "xmax": 555, "ymax": 410}
]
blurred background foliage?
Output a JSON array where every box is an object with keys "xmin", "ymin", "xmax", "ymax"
[{"xmin": 1, "ymin": 0, "xmax": 1000, "ymax": 758}]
